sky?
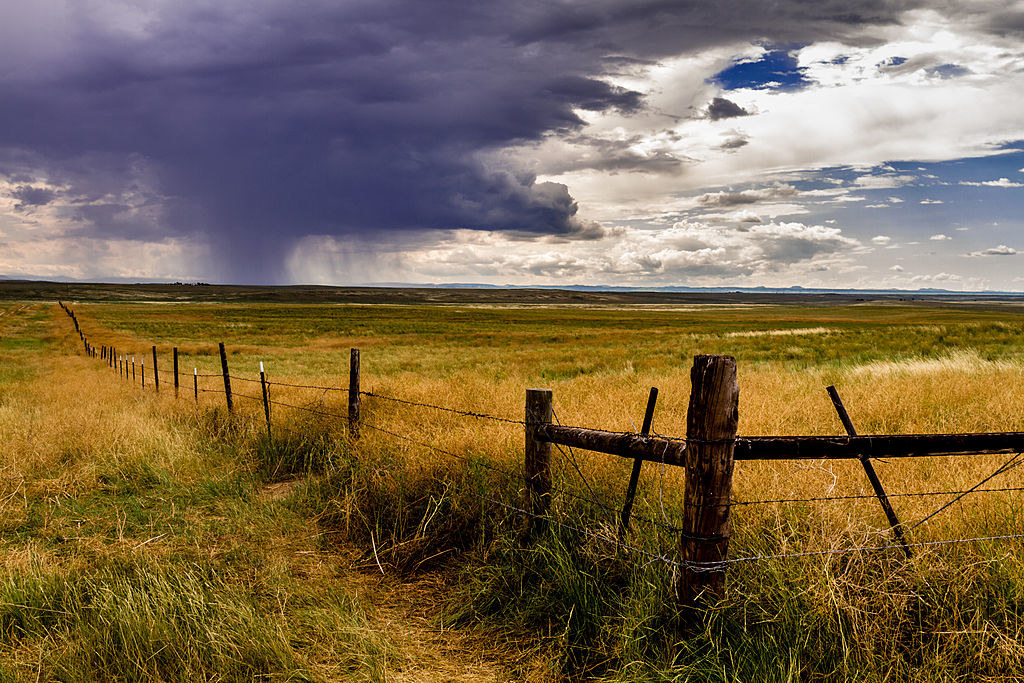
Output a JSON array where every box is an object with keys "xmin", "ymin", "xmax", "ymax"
[{"xmin": 1, "ymin": 1, "xmax": 1022, "ymax": 290}]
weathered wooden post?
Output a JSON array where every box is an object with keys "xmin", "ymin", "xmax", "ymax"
[
  {"xmin": 173, "ymin": 347, "xmax": 179, "ymax": 398},
  {"xmin": 152, "ymin": 345, "xmax": 159, "ymax": 392},
  {"xmin": 348, "ymin": 348, "xmax": 360, "ymax": 439},
  {"xmin": 259, "ymin": 362, "xmax": 272, "ymax": 440},
  {"xmin": 525, "ymin": 388, "xmax": 553, "ymax": 532},
  {"xmin": 141, "ymin": 359, "xmax": 145, "ymax": 387},
  {"xmin": 193, "ymin": 368, "xmax": 198, "ymax": 403},
  {"xmin": 219, "ymin": 342, "xmax": 233, "ymax": 413},
  {"xmin": 676, "ymin": 354, "xmax": 739, "ymax": 607},
  {"xmin": 132, "ymin": 356, "xmax": 136, "ymax": 382}
]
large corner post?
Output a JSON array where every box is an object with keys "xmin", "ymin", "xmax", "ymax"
[{"xmin": 677, "ymin": 354, "xmax": 739, "ymax": 607}]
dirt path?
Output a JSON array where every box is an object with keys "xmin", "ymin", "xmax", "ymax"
[
  {"xmin": 262, "ymin": 481, "xmax": 546, "ymax": 682},
  {"xmin": 340, "ymin": 569, "xmax": 539, "ymax": 683}
]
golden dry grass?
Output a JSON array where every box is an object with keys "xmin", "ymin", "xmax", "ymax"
[{"xmin": 10, "ymin": 297, "xmax": 1024, "ymax": 680}]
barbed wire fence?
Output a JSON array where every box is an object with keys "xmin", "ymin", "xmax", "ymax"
[{"xmin": 57, "ymin": 301, "xmax": 1024, "ymax": 604}]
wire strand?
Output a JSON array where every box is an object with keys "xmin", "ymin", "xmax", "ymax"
[
  {"xmin": 360, "ymin": 390, "xmax": 526, "ymax": 425},
  {"xmin": 907, "ymin": 451, "xmax": 1024, "ymax": 532}
]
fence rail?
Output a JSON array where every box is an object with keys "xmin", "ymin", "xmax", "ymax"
[{"xmin": 56, "ymin": 301, "xmax": 1024, "ymax": 608}]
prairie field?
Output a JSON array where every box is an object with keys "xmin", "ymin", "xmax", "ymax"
[{"xmin": 3, "ymin": 291, "xmax": 1024, "ymax": 681}]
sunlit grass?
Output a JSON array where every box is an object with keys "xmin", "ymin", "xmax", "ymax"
[
  {"xmin": 8, "ymin": 297, "xmax": 1024, "ymax": 680},
  {"xmin": 0, "ymin": 304, "xmax": 398, "ymax": 682}
]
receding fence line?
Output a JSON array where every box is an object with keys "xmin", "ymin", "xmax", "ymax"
[{"xmin": 57, "ymin": 303, "xmax": 1024, "ymax": 609}]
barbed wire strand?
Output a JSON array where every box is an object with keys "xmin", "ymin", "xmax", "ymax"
[
  {"xmin": 907, "ymin": 451, "xmax": 1024, "ymax": 533},
  {"xmin": 359, "ymin": 390, "xmax": 526, "ymax": 425},
  {"xmin": 551, "ymin": 407, "xmax": 611, "ymax": 526},
  {"xmin": 359, "ymin": 418, "xmax": 683, "ymax": 532},
  {"xmin": 718, "ymin": 532, "xmax": 1024, "ymax": 570}
]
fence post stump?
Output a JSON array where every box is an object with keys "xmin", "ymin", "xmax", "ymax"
[
  {"xmin": 219, "ymin": 342, "xmax": 233, "ymax": 413},
  {"xmin": 173, "ymin": 347, "xmax": 179, "ymax": 398},
  {"xmin": 676, "ymin": 354, "xmax": 739, "ymax": 607},
  {"xmin": 348, "ymin": 348, "xmax": 360, "ymax": 439},
  {"xmin": 524, "ymin": 388, "xmax": 553, "ymax": 533}
]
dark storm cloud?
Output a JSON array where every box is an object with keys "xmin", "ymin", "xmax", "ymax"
[
  {"xmin": 707, "ymin": 97, "xmax": 751, "ymax": 120},
  {"xmin": 10, "ymin": 185, "xmax": 56, "ymax": 209},
  {"xmin": 0, "ymin": 0, "xmax": 942, "ymax": 282}
]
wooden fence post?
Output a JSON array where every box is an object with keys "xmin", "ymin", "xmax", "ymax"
[
  {"xmin": 132, "ymin": 357, "xmax": 136, "ymax": 382},
  {"xmin": 219, "ymin": 342, "xmax": 233, "ymax": 413},
  {"xmin": 348, "ymin": 348, "xmax": 360, "ymax": 439},
  {"xmin": 619, "ymin": 387, "xmax": 659, "ymax": 539},
  {"xmin": 260, "ymin": 362, "xmax": 271, "ymax": 440},
  {"xmin": 141, "ymin": 359, "xmax": 145, "ymax": 387},
  {"xmin": 827, "ymin": 385, "xmax": 912, "ymax": 558},
  {"xmin": 194, "ymin": 368, "xmax": 198, "ymax": 403},
  {"xmin": 676, "ymin": 354, "xmax": 739, "ymax": 607},
  {"xmin": 525, "ymin": 388, "xmax": 553, "ymax": 531},
  {"xmin": 173, "ymin": 347, "xmax": 179, "ymax": 398},
  {"xmin": 152, "ymin": 346, "xmax": 159, "ymax": 392}
]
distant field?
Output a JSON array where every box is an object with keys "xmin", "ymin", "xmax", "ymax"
[{"xmin": 4, "ymin": 289, "xmax": 1024, "ymax": 680}]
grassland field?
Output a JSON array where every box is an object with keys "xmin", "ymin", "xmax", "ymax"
[{"xmin": 3, "ymin": 288, "xmax": 1024, "ymax": 681}]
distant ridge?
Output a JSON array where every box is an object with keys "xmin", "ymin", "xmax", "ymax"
[
  {"xmin": 4, "ymin": 278, "xmax": 1024, "ymax": 308},
  {"xmin": 367, "ymin": 282, "xmax": 1024, "ymax": 296}
]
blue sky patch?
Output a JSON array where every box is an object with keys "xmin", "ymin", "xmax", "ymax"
[
  {"xmin": 711, "ymin": 47, "xmax": 812, "ymax": 91},
  {"xmin": 927, "ymin": 63, "xmax": 969, "ymax": 78},
  {"xmin": 880, "ymin": 56, "xmax": 907, "ymax": 67}
]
